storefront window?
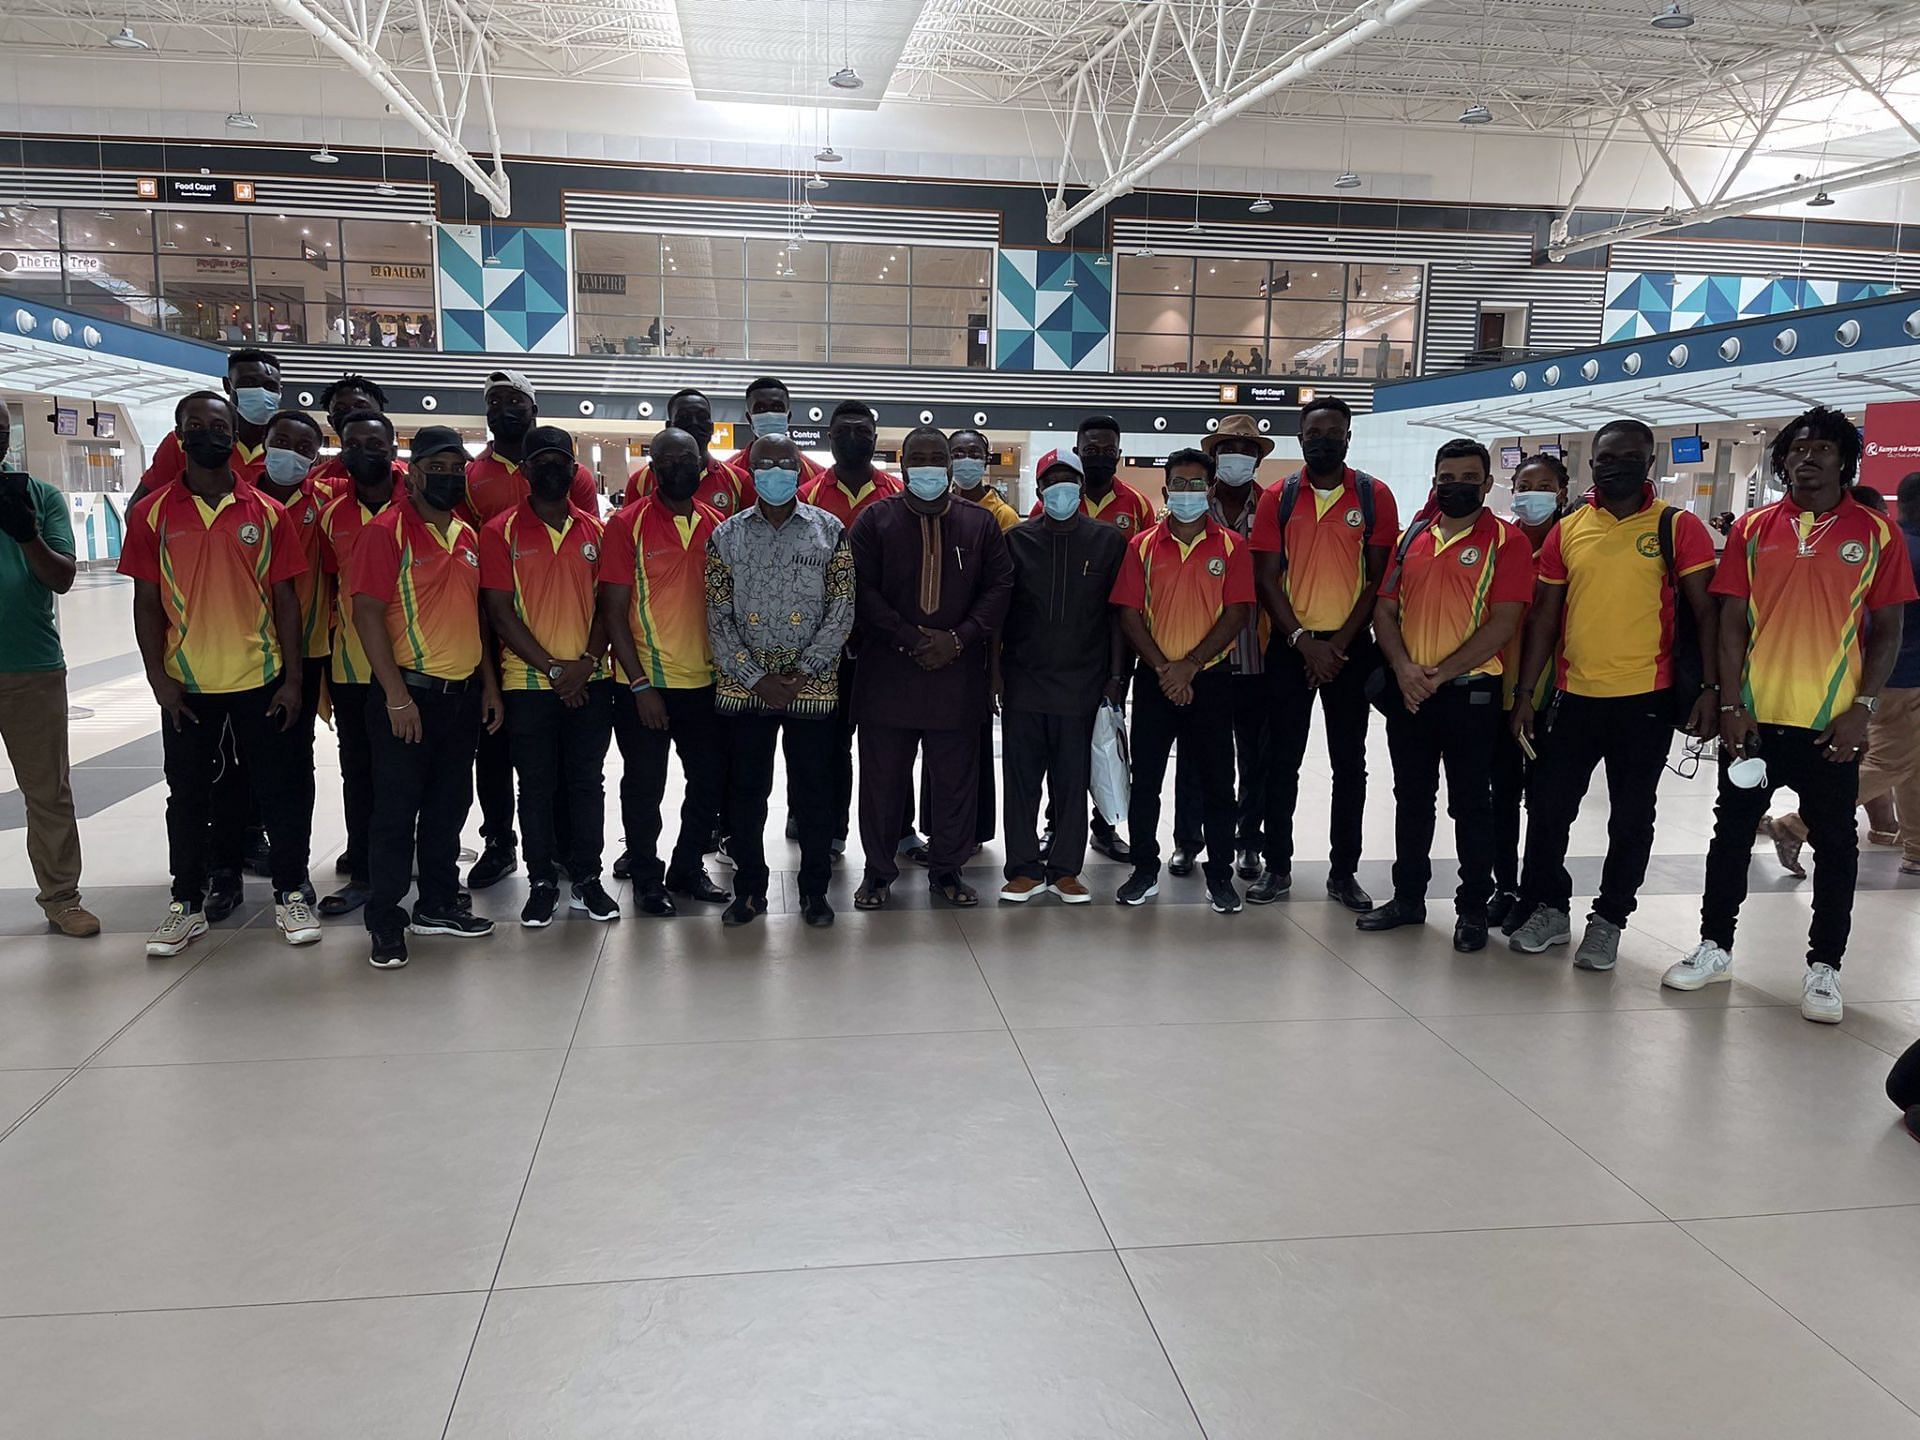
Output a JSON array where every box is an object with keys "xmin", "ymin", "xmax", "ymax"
[{"xmin": 575, "ymin": 230, "xmax": 664, "ymax": 355}]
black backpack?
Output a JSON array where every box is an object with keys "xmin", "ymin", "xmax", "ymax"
[
  {"xmin": 1274, "ymin": 471, "xmax": 1377, "ymax": 566},
  {"xmin": 1657, "ymin": 505, "xmax": 1706, "ymax": 732}
]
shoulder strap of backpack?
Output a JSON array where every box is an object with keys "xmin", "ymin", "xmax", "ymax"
[
  {"xmin": 1657, "ymin": 503, "xmax": 1677, "ymax": 584},
  {"xmin": 1276, "ymin": 474, "xmax": 1301, "ymax": 535},
  {"xmin": 1380, "ymin": 515, "xmax": 1433, "ymax": 595},
  {"xmin": 1357, "ymin": 473, "xmax": 1377, "ymax": 546}
]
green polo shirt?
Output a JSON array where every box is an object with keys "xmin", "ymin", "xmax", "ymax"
[{"xmin": 0, "ymin": 476, "xmax": 75, "ymax": 672}]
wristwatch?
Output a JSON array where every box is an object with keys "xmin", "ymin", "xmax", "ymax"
[
  {"xmin": 1855, "ymin": 694, "xmax": 1880, "ymax": 714},
  {"xmin": 1287, "ymin": 626, "xmax": 1306, "ymax": 648},
  {"xmin": 546, "ymin": 662, "xmax": 568, "ymax": 684}
]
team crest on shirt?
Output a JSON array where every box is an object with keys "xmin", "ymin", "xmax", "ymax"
[
  {"xmin": 582, "ymin": 542, "xmax": 599, "ymax": 563},
  {"xmin": 1840, "ymin": 539, "xmax": 1867, "ymax": 564},
  {"xmin": 711, "ymin": 491, "xmax": 732, "ymax": 510},
  {"xmin": 238, "ymin": 523, "xmax": 261, "ymax": 546},
  {"xmin": 462, "ymin": 549, "xmax": 479, "ymax": 567},
  {"xmin": 301, "ymin": 506, "xmax": 316, "ymax": 526},
  {"xmin": 1459, "ymin": 546, "xmax": 1482, "ymax": 566},
  {"xmin": 1117, "ymin": 515, "xmax": 1134, "ymax": 530},
  {"xmin": 1207, "ymin": 556, "xmax": 1226, "ymax": 576},
  {"xmin": 1344, "ymin": 509, "xmax": 1362, "ymax": 527},
  {"xmin": 1636, "ymin": 533, "xmax": 1662, "ymax": 558}
]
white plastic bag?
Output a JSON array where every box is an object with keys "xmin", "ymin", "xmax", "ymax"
[{"xmin": 1090, "ymin": 700, "xmax": 1131, "ymax": 827}]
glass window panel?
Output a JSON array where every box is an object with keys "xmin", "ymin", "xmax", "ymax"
[
  {"xmin": 62, "ymin": 208, "xmax": 152, "ymax": 251},
  {"xmin": 830, "ymin": 323, "xmax": 908, "ymax": 365},
  {"xmin": 1195, "ymin": 337, "xmax": 1271, "ymax": 374},
  {"xmin": 828, "ymin": 242, "xmax": 904, "ymax": 286},
  {"xmin": 62, "ymin": 288, "xmax": 159, "ymax": 329},
  {"xmin": 1268, "ymin": 263, "xmax": 1343, "ymax": 300},
  {"xmin": 1192, "ymin": 296, "xmax": 1265, "ymax": 341},
  {"xmin": 664, "ymin": 275, "xmax": 747, "ymax": 321},
  {"xmin": 747, "ymin": 278, "xmax": 827, "ymax": 326},
  {"xmin": 1267, "ymin": 297, "xmax": 1346, "ymax": 341},
  {"xmin": 157, "ymin": 209, "xmax": 251, "ymax": 255},
  {"xmin": 1269, "ymin": 335, "xmax": 1345, "ymax": 376},
  {"xmin": 833, "ymin": 282, "xmax": 909, "ymax": 327},
  {"xmin": 662, "ymin": 234, "xmax": 746, "ymax": 282},
  {"xmin": 62, "ymin": 249, "xmax": 159, "ymax": 300},
  {"xmin": 341, "ymin": 218, "xmax": 431, "ymax": 263},
  {"xmin": 1195, "ymin": 258, "xmax": 1267, "ymax": 297},
  {"xmin": 747, "ymin": 319, "xmax": 829, "ymax": 364},
  {"xmin": 1348, "ymin": 337, "xmax": 1414, "ymax": 379},
  {"xmin": 157, "ymin": 253, "xmax": 255, "ymax": 341},
  {"xmin": 1116, "ymin": 292, "xmax": 1191, "ymax": 334},
  {"xmin": 910, "ymin": 328, "xmax": 973, "ymax": 367},
  {"xmin": 576, "ymin": 229, "xmax": 661, "ymax": 277},
  {"xmin": 342, "ymin": 262, "xmax": 434, "ymax": 349},
  {"xmin": 1114, "ymin": 332, "xmax": 1190, "ymax": 372},
  {"xmin": 747, "ymin": 237, "xmax": 826, "ymax": 281},
  {"xmin": 0, "ymin": 252, "xmax": 65, "ymax": 301},
  {"xmin": 911, "ymin": 245, "xmax": 991, "ymax": 289},
  {"xmin": 911, "ymin": 284, "xmax": 988, "ymax": 328},
  {"xmin": 1117, "ymin": 253, "xmax": 1192, "ymax": 295},
  {"xmin": 0, "ymin": 203, "xmax": 61, "ymax": 248},
  {"xmin": 1351, "ymin": 262, "xmax": 1421, "ymax": 305},
  {"xmin": 657, "ymin": 316, "xmax": 745, "ymax": 359}
]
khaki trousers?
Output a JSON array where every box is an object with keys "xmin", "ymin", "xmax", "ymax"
[
  {"xmin": 1857, "ymin": 687, "xmax": 1920, "ymax": 863},
  {"xmin": 0, "ymin": 668, "xmax": 83, "ymax": 915}
]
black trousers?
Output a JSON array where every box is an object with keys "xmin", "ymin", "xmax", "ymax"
[
  {"xmin": 475, "ymin": 718, "xmax": 516, "ymax": 847},
  {"xmin": 1265, "ymin": 635, "xmax": 1373, "ymax": 881},
  {"xmin": 506, "ymin": 682, "xmax": 615, "ymax": 886},
  {"xmin": 912, "ymin": 718, "xmax": 996, "ymax": 846},
  {"xmin": 860, "ymin": 723, "xmax": 980, "ymax": 884},
  {"xmin": 1490, "ymin": 717, "xmax": 1528, "ymax": 895},
  {"xmin": 333, "ymin": 680, "xmax": 374, "ymax": 883},
  {"xmin": 1175, "ymin": 670, "xmax": 1270, "ymax": 853},
  {"xmin": 1002, "ymin": 707, "xmax": 1095, "ymax": 881},
  {"xmin": 366, "ymin": 683, "xmax": 480, "ymax": 933},
  {"xmin": 1520, "ymin": 690, "xmax": 1672, "ymax": 928},
  {"xmin": 207, "ymin": 711, "xmax": 249, "ymax": 876},
  {"xmin": 1130, "ymin": 666, "xmax": 1236, "ymax": 884},
  {"xmin": 1383, "ymin": 677, "xmax": 1501, "ymax": 916},
  {"xmin": 161, "ymin": 680, "xmax": 311, "ymax": 905},
  {"xmin": 1701, "ymin": 724, "xmax": 1860, "ymax": 969},
  {"xmin": 826, "ymin": 653, "xmax": 858, "ymax": 843},
  {"xmin": 611, "ymin": 683, "xmax": 725, "ymax": 888},
  {"xmin": 726, "ymin": 709, "xmax": 838, "ymax": 902}
]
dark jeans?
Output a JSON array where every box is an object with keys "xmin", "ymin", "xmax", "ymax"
[
  {"xmin": 505, "ymin": 682, "xmax": 615, "ymax": 886},
  {"xmin": 726, "ymin": 709, "xmax": 837, "ymax": 902},
  {"xmin": 1175, "ymin": 670, "xmax": 1270, "ymax": 853},
  {"xmin": 366, "ymin": 682, "xmax": 481, "ymax": 933},
  {"xmin": 333, "ymin": 680, "xmax": 374, "ymax": 882},
  {"xmin": 1130, "ymin": 666, "xmax": 1236, "ymax": 884},
  {"xmin": 1003, "ymin": 707, "xmax": 1095, "ymax": 882},
  {"xmin": 1701, "ymin": 724, "xmax": 1860, "ymax": 969},
  {"xmin": 860, "ymin": 723, "xmax": 981, "ymax": 884},
  {"xmin": 475, "ymin": 717, "xmax": 516, "ymax": 848},
  {"xmin": 1383, "ymin": 677, "xmax": 1500, "ymax": 916},
  {"xmin": 161, "ymin": 680, "xmax": 311, "ymax": 905},
  {"xmin": 1520, "ymin": 689, "xmax": 1672, "ymax": 928},
  {"xmin": 1265, "ymin": 634, "xmax": 1373, "ymax": 880},
  {"xmin": 611, "ymin": 683, "xmax": 725, "ymax": 888}
]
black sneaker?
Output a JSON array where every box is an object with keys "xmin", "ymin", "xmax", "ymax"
[
  {"xmin": 1168, "ymin": 847, "xmax": 1195, "ymax": 878},
  {"xmin": 801, "ymin": 893, "xmax": 835, "ymax": 927},
  {"xmin": 1486, "ymin": 889, "xmax": 1521, "ymax": 930},
  {"xmin": 1207, "ymin": 878, "xmax": 1243, "ymax": 915},
  {"xmin": 1246, "ymin": 869, "xmax": 1291, "ymax": 905},
  {"xmin": 521, "ymin": 883, "xmax": 559, "ymax": 928},
  {"xmin": 243, "ymin": 829, "xmax": 273, "ymax": 877},
  {"xmin": 611, "ymin": 850, "xmax": 632, "ymax": 881},
  {"xmin": 1115, "ymin": 871, "xmax": 1159, "ymax": 906},
  {"xmin": 204, "ymin": 869, "xmax": 244, "ymax": 923},
  {"xmin": 570, "ymin": 879, "xmax": 620, "ymax": 922},
  {"xmin": 410, "ymin": 904, "xmax": 495, "ymax": 938},
  {"xmin": 368, "ymin": 927, "xmax": 409, "ymax": 969},
  {"xmin": 465, "ymin": 842, "xmax": 518, "ymax": 890}
]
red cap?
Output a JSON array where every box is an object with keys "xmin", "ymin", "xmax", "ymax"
[{"xmin": 1035, "ymin": 448, "xmax": 1084, "ymax": 481}]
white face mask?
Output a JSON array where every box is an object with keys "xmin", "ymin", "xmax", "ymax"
[
  {"xmin": 1214, "ymin": 452, "xmax": 1258, "ymax": 487},
  {"xmin": 1512, "ymin": 490, "xmax": 1560, "ymax": 525}
]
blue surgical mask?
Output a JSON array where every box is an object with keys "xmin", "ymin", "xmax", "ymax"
[
  {"xmin": 1166, "ymin": 490, "xmax": 1210, "ymax": 523},
  {"xmin": 754, "ymin": 463, "xmax": 801, "ymax": 507},
  {"xmin": 233, "ymin": 386, "xmax": 279, "ymax": 427},
  {"xmin": 750, "ymin": 410, "xmax": 789, "ymax": 438},
  {"xmin": 1042, "ymin": 480, "xmax": 1082, "ymax": 521},
  {"xmin": 906, "ymin": 466, "xmax": 951, "ymax": 502},
  {"xmin": 1215, "ymin": 452, "xmax": 1258, "ymax": 487},
  {"xmin": 263, "ymin": 445, "xmax": 313, "ymax": 487},
  {"xmin": 951, "ymin": 457, "xmax": 988, "ymax": 489},
  {"xmin": 1512, "ymin": 491, "xmax": 1560, "ymax": 525}
]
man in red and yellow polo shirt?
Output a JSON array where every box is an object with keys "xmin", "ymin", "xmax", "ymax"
[
  {"xmin": 132, "ymin": 347, "xmax": 281, "ymax": 502},
  {"xmin": 1024, "ymin": 415, "xmax": 1158, "ymax": 535},
  {"xmin": 479, "ymin": 425, "xmax": 620, "ymax": 929},
  {"xmin": 1110, "ymin": 446, "xmax": 1255, "ymax": 913},
  {"xmin": 1367, "ymin": 439, "xmax": 1534, "ymax": 952},
  {"xmin": 120, "ymin": 390, "xmax": 316, "ymax": 957},
  {"xmin": 724, "ymin": 376, "xmax": 825, "ymax": 486},
  {"xmin": 1507, "ymin": 418, "xmax": 1720, "ymax": 970},
  {"xmin": 349, "ymin": 425, "xmax": 501, "ymax": 968},
  {"xmin": 627, "ymin": 388, "xmax": 755, "ymax": 516},
  {"xmin": 1665, "ymin": 407, "xmax": 1917, "ymax": 1022},
  {"xmin": 600, "ymin": 426, "xmax": 730, "ymax": 916}
]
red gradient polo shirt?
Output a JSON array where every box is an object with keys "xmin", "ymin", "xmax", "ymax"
[
  {"xmin": 462, "ymin": 446, "xmax": 599, "ymax": 527},
  {"xmin": 262, "ymin": 477, "xmax": 332, "ymax": 659},
  {"xmin": 1250, "ymin": 467, "xmax": 1400, "ymax": 633},
  {"xmin": 319, "ymin": 492, "xmax": 396, "ymax": 685},
  {"xmin": 1110, "ymin": 518, "xmax": 1256, "ymax": 670},
  {"xmin": 599, "ymin": 493, "xmax": 722, "ymax": 689},
  {"xmin": 1382, "ymin": 509, "xmax": 1535, "ymax": 674},
  {"xmin": 477, "ymin": 500, "xmax": 607, "ymax": 692},
  {"xmin": 1028, "ymin": 476, "xmax": 1159, "ymax": 538},
  {"xmin": 117, "ymin": 479, "xmax": 307, "ymax": 694},
  {"xmin": 626, "ymin": 454, "xmax": 756, "ymax": 517},
  {"xmin": 1713, "ymin": 494, "xmax": 1918, "ymax": 730},
  {"xmin": 800, "ymin": 466, "xmax": 903, "ymax": 526},
  {"xmin": 346, "ymin": 502, "xmax": 483, "ymax": 682}
]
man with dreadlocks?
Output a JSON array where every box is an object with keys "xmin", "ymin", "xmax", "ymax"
[{"xmin": 1664, "ymin": 406, "xmax": 1917, "ymax": 1022}]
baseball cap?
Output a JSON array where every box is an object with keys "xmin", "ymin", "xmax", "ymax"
[
  {"xmin": 1035, "ymin": 448, "xmax": 1083, "ymax": 481},
  {"xmin": 523, "ymin": 425, "xmax": 575, "ymax": 463},
  {"xmin": 409, "ymin": 426, "xmax": 467, "ymax": 462},
  {"xmin": 485, "ymin": 368, "xmax": 536, "ymax": 404}
]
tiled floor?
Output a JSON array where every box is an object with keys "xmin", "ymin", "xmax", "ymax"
[{"xmin": 2, "ymin": 585, "xmax": 1918, "ymax": 1436}]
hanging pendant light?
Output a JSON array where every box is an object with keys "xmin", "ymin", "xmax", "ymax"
[{"xmin": 1249, "ymin": 195, "xmax": 1273, "ymax": 214}]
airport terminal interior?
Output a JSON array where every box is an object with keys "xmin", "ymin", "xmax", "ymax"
[{"xmin": 4, "ymin": 0, "xmax": 1920, "ymax": 1434}]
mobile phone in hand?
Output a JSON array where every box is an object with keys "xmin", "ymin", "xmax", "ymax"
[
  {"xmin": 1516, "ymin": 729, "xmax": 1537, "ymax": 762},
  {"xmin": 0, "ymin": 471, "xmax": 29, "ymax": 505}
]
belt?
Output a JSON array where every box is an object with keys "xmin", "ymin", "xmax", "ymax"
[{"xmin": 401, "ymin": 668, "xmax": 472, "ymax": 695}]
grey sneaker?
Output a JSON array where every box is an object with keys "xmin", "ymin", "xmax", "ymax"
[
  {"xmin": 1573, "ymin": 915, "xmax": 1621, "ymax": 971},
  {"xmin": 1508, "ymin": 904, "xmax": 1572, "ymax": 954}
]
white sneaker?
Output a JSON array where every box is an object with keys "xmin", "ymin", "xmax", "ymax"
[
  {"xmin": 1662, "ymin": 940, "xmax": 1733, "ymax": 991},
  {"xmin": 146, "ymin": 901, "xmax": 208, "ymax": 957},
  {"xmin": 276, "ymin": 893, "xmax": 322, "ymax": 946},
  {"xmin": 1801, "ymin": 962, "xmax": 1843, "ymax": 1023}
]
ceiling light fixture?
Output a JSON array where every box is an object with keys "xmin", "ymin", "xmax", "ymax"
[
  {"xmin": 1132, "ymin": 244, "xmax": 1155, "ymax": 258},
  {"xmin": 376, "ymin": 181, "xmax": 397, "ymax": 196},
  {"xmin": 814, "ymin": 146, "xmax": 843, "ymax": 164},
  {"xmin": 106, "ymin": 23, "xmax": 149, "ymax": 49},
  {"xmin": 806, "ymin": 173, "xmax": 829, "ymax": 191},
  {"xmin": 1185, "ymin": 219, "xmax": 1203, "ymax": 235},
  {"xmin": 828, "ymin": 66, "xmax": 862, "ymax": 90},
  {"xmin": 1092, "ymin": 253, "xmax": 1111, "ymax": 267},
  {"xmin": 1808, "ymin": 189, "xmax": 1835, "ymax": 207},
  {"xmin": 1249, "ymin": 195, "xmax": 1273, "ymax": 213},
  {"xmin": 1460, "ymin": 102, "xmax": 1493, "ymax": 125},
  {"xmin": 1334, "ymin": 171, "xmax": 1361, "ymax": 190},
  {"xmin": 310, "ymin": 145, "xmax": 339, "ymax": 164},
  {"xmin": 1649, "ymin": 1, "xmax": 1694, "ymax": 28},
  {"xmin": 225, "ymin": 112, "xmax": 259, "ymax": 130}
]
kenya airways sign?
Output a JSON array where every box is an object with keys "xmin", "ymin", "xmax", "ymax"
[{"xmin": 1863, "ymin": 401, "xmax": 1920, "ymax": 489}]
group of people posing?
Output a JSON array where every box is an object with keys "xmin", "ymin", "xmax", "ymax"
[{"xmin": 25, "ymin": 344, "xmax": 1907, "ymax": 1021}]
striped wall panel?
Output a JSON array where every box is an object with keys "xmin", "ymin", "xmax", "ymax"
[
  {"xmin": 1424, "ymin": 263, "xmax": 1608, "ymax": 371},
  {"xmin": 1610, "ymin": 236, "xmax": 1920, "ymax": 287},
  {"xmin": 0, "ymin": 165, "xmax": 435, "ymax": 222},
  {"xmin": 564, "ymin": 191, "xmax": 1001, "ymax": 246},
  {"xmin": 1110, "ymin": 216, "xmax": 1528, "ymax": 266}
]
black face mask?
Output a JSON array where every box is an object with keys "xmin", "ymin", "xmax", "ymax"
[
  {"xmin": 418, "ymin": 471, "xmax": 466, "ymax": 512},
  {"xmin": 1433, "ymin": 482, "xmax": 1483, "ymax": 519},
  {"xmin": 181, "ymin": 432, "xmax": 234, "ymax": 470},
  {"xmin": 527, "ymin": 461, "xmax": 574, "ymax": 504},
  {"xmin": 1302, "ymin": 436, "xmax": 1348, "ymax": 479},
  {"xmin": 655, "ymin": 459, "xmax": 702, "ymax": 503},
  {"xmin": 1593, "ymin": 456, "xmax": 1649, "ymax": 500},
  {"xmin": 1080, "ymin": 453, "xmax": 1119, "ymax": 487},
  {"xmin": 487, "ymin": 407, "xmax": 532, "ymax": 445},
  {"xmin": 676, "ymin": 415, "xmax": 715, "ymax": 450},
  {"xmin": 831, "ymin": 430, "xmax": 876, "ymax": 471},
  {"xmin": 344, "ymin": 448, "xmax": 391, "ymax": 484}
]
